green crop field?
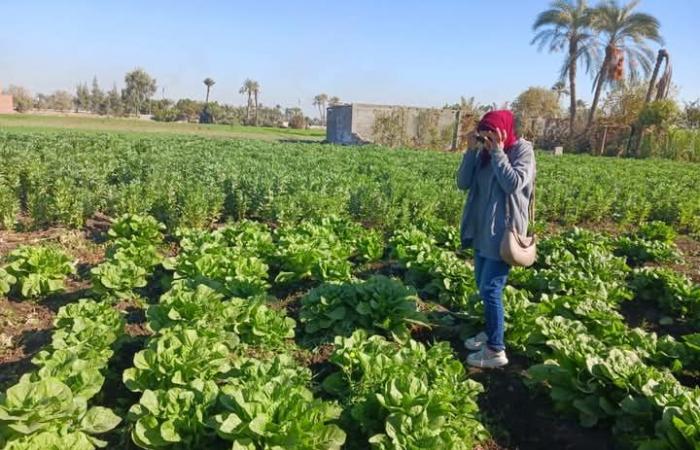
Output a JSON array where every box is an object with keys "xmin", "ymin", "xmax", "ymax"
[
  {"xmin": 0, "ymin": 129, "xmax": 699, "ymax": 449},
  {"xmin": 0, "ymin": 114, "xmax": 326, "ymax": 142}
]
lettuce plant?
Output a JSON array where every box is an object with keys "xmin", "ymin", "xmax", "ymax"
[
  {"xmin": 210, "ymin": 357, "xmax": 346, "ymax": 450},
  {"xmin": 0, "ymin": 267, "xmax": 17, "ymax": 295},
  {"xmin": 128, "ymin": 380, "xmax": 219, "ymax": 449},
  {"xmin": 147, "ymin": 284, "xmax": 295, "ymax": 349},
  {"xmin": 0, "ymin": 377, "xmax": 121, "ymax": 449},
  {"xmin": 215, "ymin": 220, "xmax": 275, "ymax": 259},
  {"xmin": 273, "ymin": 221, "xmax": 353, "ymax": 283},
  {"xmin": 90, "ymin": 257, "xmax": 148, "ymax": 299},
  {"xmin": 164, "ymin": 243, "xmax": 269, "ymax": 298},
  {"xmin": 5, "ymin": 245, "xmax": 75, "ymax": 298},
  {"xmin": 322, "ymin": 330, "xmax": 487, "ymax": 449},
  {"xmin": 300, "ymin": 275, "xmax": 427, "ymax": 343},
  {"xmin": 123, "ymin": 328, "xmax": 236, "ymax": 392}
]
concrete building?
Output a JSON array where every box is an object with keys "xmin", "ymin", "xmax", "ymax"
[
  {"xmin": 0, "ymin": 83, "xmax": 14, "ymax": 114},
  {"xmin": 326, "ymin": 103, "xmax": 463, "ymax": 149}
]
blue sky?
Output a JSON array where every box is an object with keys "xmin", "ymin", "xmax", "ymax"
[{"xmin": 1, "ymin": 0, "xmax": 698, "ymax": 116}]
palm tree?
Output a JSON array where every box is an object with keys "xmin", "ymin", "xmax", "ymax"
[
  {"xmin": 239, "ymin": 79, "xmax": 258, "ymax": 124},
  {"xmin": 313, "ymin": 93, "xmax": 329, "ymax": 124},
  {"xmin": 203, "ymin": 78, "xmax": 215, "ymax": 104},
  {"xmin": 532, "ymin": 0, "xmax": 597, "ymax": 143},
  {"xmin": 586, "ymin": 0, "xmax": 663, "ymax": 129},
  {"xmin": 329, "ymin": 96, "xmax": 340, "ymax": 106},
  {"xmin": 551, "ymin": 81, "xmax": 570, "ymax": 103},
  {"xmin": 251, "ymin": 81, "xmax": 260, "ymax": 126}
]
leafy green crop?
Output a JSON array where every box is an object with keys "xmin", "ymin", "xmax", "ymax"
[
  {"xmin": 148, "ymin": 284, "xmax": 295, "ymax": 349},
  {"xmin": 107, "ymin": 214, "xmax": 166, "ymax": 249},
  {"xmin": 215, "ymin": 220, "xmax": 276, "ymax": 259},
  {"xmin": 123, "ymin": 328, "xmax": 237, "ymax": 392},
  {"xmin": 0, "ymin": 267, "xmax": 17, "ymax": 295},
  {"xmin": 390, "ymin": 227, "xmax": 477, "ymax": 307},
  {"xmin": 20, "ymin": 299, "xmax": 125, "ymax": 400},
  {"xmin": 91, "ymin": 257, "xmax": 148, "ymax": 299},
  {"xmin": 164, "ymin": 238, "xmax": 269, "ymax": 298},
  {"xmin": 273, "ymin": 221, "xmax": 353, "ymax": 283},
  {"xmin": 0, "ymin": 378, "xmax": 121, "ymax": 449},
  {"xmin": 210, "ymin": 357, "xmax": 346, "ymax": 449},
  {"xmin": 300, "ymin": 275, "xmax": 427, "ymax": 343},
  {"xmin": 5, "ymin": 245, "xmax": 75, "ymax": 298},
  {"xmin": 629, "ymin": 268, "xmax": 700, "ymax": 320},
  {"xmin": 323, "ymin": 330, "xmax": 487, "ymax": 449},
  {"xmin": 128, "ymin": 380, "xmax": 220, "ymax": 449}
]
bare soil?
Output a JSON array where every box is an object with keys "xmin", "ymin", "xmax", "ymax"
[{"xmin": 450, "ymin": 338, "xmax": 617, "ymax": 450}]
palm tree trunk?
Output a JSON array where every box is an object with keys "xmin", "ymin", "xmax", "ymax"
[
  {"xmin": 205, "ymin": 87, "xmax": 210, "ymax": 105},
  {"xmin": 246, "ymin": 92, "xmax": 251, "ymax": 123},
  {"xmin": 587, "ymin": 66, "xmax": 606, "ymax": 130},
  {"xmin": 587, "ymin": 46, "xmax": 613, "ymax": 130},
  {"xmin": 568, "ymin": 41, "xmax": 577, "ymax": 146},
  {"xmin": 254, "ymin": 91, "xmax": 258, "ymax": 126},
  {"xmin": 645, "ymin": 50, "xmax": 665, "ymax": 103}
]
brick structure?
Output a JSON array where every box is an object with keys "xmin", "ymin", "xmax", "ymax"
[{"xmin": 0, "ymin": 82, "xmax": 14, "ymax": 113}]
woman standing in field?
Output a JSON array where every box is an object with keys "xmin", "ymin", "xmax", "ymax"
[{"xmin": 456, "ymin": 110, "xmax": 536, "ymax": 368}]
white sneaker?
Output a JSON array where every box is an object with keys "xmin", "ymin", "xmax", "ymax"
[
  {"xmin": 464, "ymin": 332, "xmax": 488, "ymax": 351},
  {"xmin": 467, "ymin": 347, "xmax": 508, "ymax": 369}
]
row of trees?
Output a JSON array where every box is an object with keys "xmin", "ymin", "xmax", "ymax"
[
  {"xmin": 3, "ymin": 69, "xmax": 337, "ymax": 128},
  {"xmin": 3, "ymin": 68, "xmax": 157, "ymax": 116},
  {"xmin": 532, "ymin": 0, "xmax": 663, "ymax": 143}
]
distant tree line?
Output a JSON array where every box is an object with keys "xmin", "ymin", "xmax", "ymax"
[{"xmin": 2, "ymin": 68, "xmax": 341, "ymax": 128}]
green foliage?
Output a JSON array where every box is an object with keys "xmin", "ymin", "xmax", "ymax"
[
  {"xmin": 5, "ymin": 245, "xmax": 75, "ymax": 298},
  {"xmin": 527, "ymin": 316, "xmax": 690, "ymax": 444},
  {"xmin": 128, "ymin": 380, "xmax": 220, "ymax": 449},
  {"xmin": 0, "ymin": 267, "xmax": 17, "ymax": 296},
  {"xmin": 390, "ymin": 227, "xmax": 477, "ymax": 307},
  {"xmin": 123, "ymin": 328, "xmax": 237, "ymax": 392},
  {"xmin": 210, "ymin": 357, "xmax": 346, "ymax": 449},
  {"xmin": 163, "ymin": 231, "xmax": 269, "ymax": 298},
  {"xmin": 323, "ymin": 330, "xmax": 487, "ymax": 449},
  {"xmin": 273, "ymin": 221, "xmax": 353, "ymax": 283},
  {"xmin": 1, "ymin": 132, "xmax": 700, "ymax": 230},
  {"xmin": 0, "ymin": 183, "xmax": 19, "ymax": 230},
  {"xmin": 629, "ymin": 268, "xmax": 700, "ymax": 320},
  {"xmin": 108, "ymin": 213, "xmax": 165, "ymax": 249},
  {"xmin": 91, "ymin": 257, "xmax": 148, "ymax": 299},
  {"xmin": 148, "ymin": 284, "xmax": 295, "ymax": 350},
  {"xmin": 91, "ymin": 214, "xmax": 165, "ymax": 299},
  {"xmin": 639, "ymin": 100, "xmax": 681, "ymax": 129},
  {"xmin": 511, "ymin": 86, "xmax": 562, "ymax": 139},
  {"xmin": 517, "ymin": 228, "xmax": 630, "ymax": 302},
  {"xmin": 300, "ymin": 275, "xmax": 427, "ymax": 343},
  {"xmin": 638, "ymin": 221, "xmax": 677, "ymax": 243},
  {"xmin": 0, "ymin": 299, "xmax": 124, "ymax": 449},
  {"xmin": 613, "ymin": 223, "xmax": 681, "ymax": 266},
  {"xmin": 613, "ymin": 236, "xmax": 680, "ymax": 266},
  {"xmin": 215, "ymin": 220, "xmax": 275, "ymax": 259},
  {"xmin": 0, "ymin": 378, "xmax": 121, "ymax": 449}
]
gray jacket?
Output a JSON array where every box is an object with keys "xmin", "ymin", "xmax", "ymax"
[{"xmin": 456, "ymin": 138, "xmax": 536, "ymax": 258}]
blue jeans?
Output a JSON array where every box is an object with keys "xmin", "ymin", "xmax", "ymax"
[{"xmin": 473, "ymin": 250, "xmax": 510, "ymax": 352}]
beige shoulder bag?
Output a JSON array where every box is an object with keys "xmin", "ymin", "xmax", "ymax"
[{"xmin": 499, "ymin": 181, "xmax": 537, "ymax": 267}]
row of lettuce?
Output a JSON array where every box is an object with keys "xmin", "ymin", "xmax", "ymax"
[
  {"xmin": 390, "ymin": 221, "xmax": 700, "ymax": 449},
  {"xmin": 0, "ymin": 215, "xmax": 489, "ymax": 449},
  {"xmin": 1, "ymin": 132, "xmax": 700, "ymax": 235},
  {"xmin": 0, "ymin": 299, "xmax": 124, "ymax": 448},
  {"xmin": 1, "ymin": 213, "xmax": 699, "ymax": 448}
]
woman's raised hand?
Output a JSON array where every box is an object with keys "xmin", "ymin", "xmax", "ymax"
[
  {"xmin": 485, "ymin": 128, "xmax": 507, "ymax": 152},
  {"xmin": 466, "ymin": 130, "xmax": 480, "ymax": 151}
]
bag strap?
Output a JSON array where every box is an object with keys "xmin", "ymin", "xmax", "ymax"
[{"xmin": 504, "ymin": 176, "xmax": 536, "ymax": 234}]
